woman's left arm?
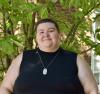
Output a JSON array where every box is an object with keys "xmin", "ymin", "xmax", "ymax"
[{"xmin": 77, "ymin": 55, "xmax": 99, "ymax": 94}]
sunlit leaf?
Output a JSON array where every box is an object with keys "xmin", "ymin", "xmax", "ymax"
[{"xmin": 39, "ymin": 6, "xmax": 48, "ymax": 18}]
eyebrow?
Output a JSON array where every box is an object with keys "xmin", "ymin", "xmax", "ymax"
[{"xmin": 48, "ymin": 28, "xmax": 55, "ymax": 30}]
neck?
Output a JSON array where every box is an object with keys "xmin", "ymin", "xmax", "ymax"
[{"xmin": 38, "ymin": 47, "xmax": 59, "ymax": 52}]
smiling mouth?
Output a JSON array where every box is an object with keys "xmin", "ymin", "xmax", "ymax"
[{"xmin": 43, "ymin": 39, "xmax": 51, "ymax": 41}]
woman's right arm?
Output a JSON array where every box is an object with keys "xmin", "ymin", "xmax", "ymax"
[{"xmin": 0, "ymin": 53, "xmax": 23, "ymax": 94}]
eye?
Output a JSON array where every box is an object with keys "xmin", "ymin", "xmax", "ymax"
[
  {"xmin": 39, "ymin": 31, "xmax": 44, "ymax": 35},
  {"xmin": 38, "ymin": 30, "xmax": 44, "ymax": 34},
  {"xmin": 40, "ymin": 31, "xmax": 44, "ymax": 33},
  {"xmin": 48, "ymin": 29, "xmax": 55, "ymax": 32}
]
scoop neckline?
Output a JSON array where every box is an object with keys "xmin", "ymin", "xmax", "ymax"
[{"xmin": 37, "ymin": 48, "xmax": 61, "ymax": 54}]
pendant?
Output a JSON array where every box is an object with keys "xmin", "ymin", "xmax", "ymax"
[{"xmin": 43, "ymin": 68, "xmax": 47, "ymax": 75}]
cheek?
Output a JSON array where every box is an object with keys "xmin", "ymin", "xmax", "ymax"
[
  {"xmin": 52, "ymin": 35, "xmax": 60, "ymax": 42},
  {"xmin": 36, "ymin": 35, "xmax": 41, "ymax": 43},
  {"xmin": 36, "ymin": 34, "xmax": 41, "ymax": 39},
  {"xmin": 36, "ymin": 35, "xmax": 38, "ymax": 42}
]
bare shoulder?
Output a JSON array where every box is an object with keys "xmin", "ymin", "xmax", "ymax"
[
  {"xmin": 0, "ymin": 52, "xmax": 23, "ymax": 92},
  {"xmin": 77, "ymin": 55, "xmax": 98, "ymax": 94},
  {"xmin": 11, "ymin": 52, "xmax": 23, "ymax": 66},
  {"xmin": 77, "ymin": 54, "xmax": 95, "ymax": 82},
  {"xmin": 77, "ymin": 54, "xmax": 91, "ymax": 79},
  {"xmin": 77, "ymin": 54, "xmax": 90, "ymax": 69}
]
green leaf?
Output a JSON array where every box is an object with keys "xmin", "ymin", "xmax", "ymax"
[
  {"xmin": 59, "ymin": 0, "xmax": 65, "ymax": 6},
  {"xmin": 96, "ymin": 33, "xmax": 100, "ymax": 41},
  {"xmin": 95, "ymin": 28, "xmax": 100, "ymax": 33},
  {"xmin": 47, "ymin": 1, "xmax": 56, "ymax": 14},
  {"xmin": 0, "ymin": 39, "xmax": 15, "ymax": 56},
  {"xmin": 51, "ymin": 0, "xmax": 58, "ymax": 3},
  {"xmin": 59, "ymin": 0, "xmax": 69, "ymax": 8},
  {"xmin": 94, "ymin": 44, "xmax": 100, "ymax": 55},
  {"xmin": 58, "ymin": 21, "xmax": 69, "ymax": 33},
  {"xmin": 0, "ymin": 0, "xmax": 9, "ymax": 7},
  {"xmin": 83, "ymin": 37, "xmax": 94, "ymax": 46},
  {"xmin": 39, "ymin": 6, "xmax": 48, "ymax": 18}
]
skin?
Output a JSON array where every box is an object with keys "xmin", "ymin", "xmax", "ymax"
[
  {"xmin": 0, "ymin": 53, "xmax": 23, "ymax": 94},
  {"xmin": 0, "ymin": 22, "xmax": 99, "ymax": 94},
  {"xmin": 36, "ymin": 22, "xmax": 61, "ymax": 52},
  {"xmin": 77, "ymin": 55, "xmax": 98, "ymax": 94}
]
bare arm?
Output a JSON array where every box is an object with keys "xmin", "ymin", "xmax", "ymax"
[
  {"xmin": 0, "ymin": 53, "xmax": 23, "ymax": 94},
  {"xmin": 77, "ymin": 55, "xmax": 98, "ymax": 94}
]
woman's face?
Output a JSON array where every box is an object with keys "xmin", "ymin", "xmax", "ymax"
[{"xmin": 36, "ymin": 22, "xmax": 61, "ymax": 52}]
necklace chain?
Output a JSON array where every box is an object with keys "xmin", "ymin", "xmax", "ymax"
[{"xmin": 36, "ymin": 49, "xmax": 60, "ymax": 75}]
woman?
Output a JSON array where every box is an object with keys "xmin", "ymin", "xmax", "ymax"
[{"xmin": 0, "ymin": 19, "xmax": 98, "ymax": 94}]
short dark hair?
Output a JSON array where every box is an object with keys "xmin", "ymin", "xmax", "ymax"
[{"xmin": 34, "ymin": 18, "xmax": 60, "ymax": 32}]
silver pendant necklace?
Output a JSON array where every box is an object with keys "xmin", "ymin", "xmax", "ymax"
[
  {"xmin": 43, "ymin": 68, "xmax": 47, "ymax": 75},
  {"xmin": 36, "ymin": 49, "xmax": 60, "ymax": 75}
]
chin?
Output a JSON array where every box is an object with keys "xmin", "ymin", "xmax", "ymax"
[
  {"xmin": 43, "ymin": 42, "xmax": 52, "ymax": 46},
  {"xmin": 43, "ymin": 44, "xmax": 53, "ymax": 47},
  {"xmin": 44, "ymin": 45, "xmax": 52, "ymax": 47}
]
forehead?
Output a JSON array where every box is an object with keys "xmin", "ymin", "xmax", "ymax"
[{"xmin": 37, "ymin": 22, "xmax": 56, "ymax": 30}]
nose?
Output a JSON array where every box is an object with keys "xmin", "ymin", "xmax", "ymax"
[{"xmin": 43, "ymin": 31, "xmax": 49, "ymax": 37}]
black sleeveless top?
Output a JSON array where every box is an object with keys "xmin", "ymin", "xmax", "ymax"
[{"xmin": 13, "ymin": 48, "xmax": 85, "ymax": 94}]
